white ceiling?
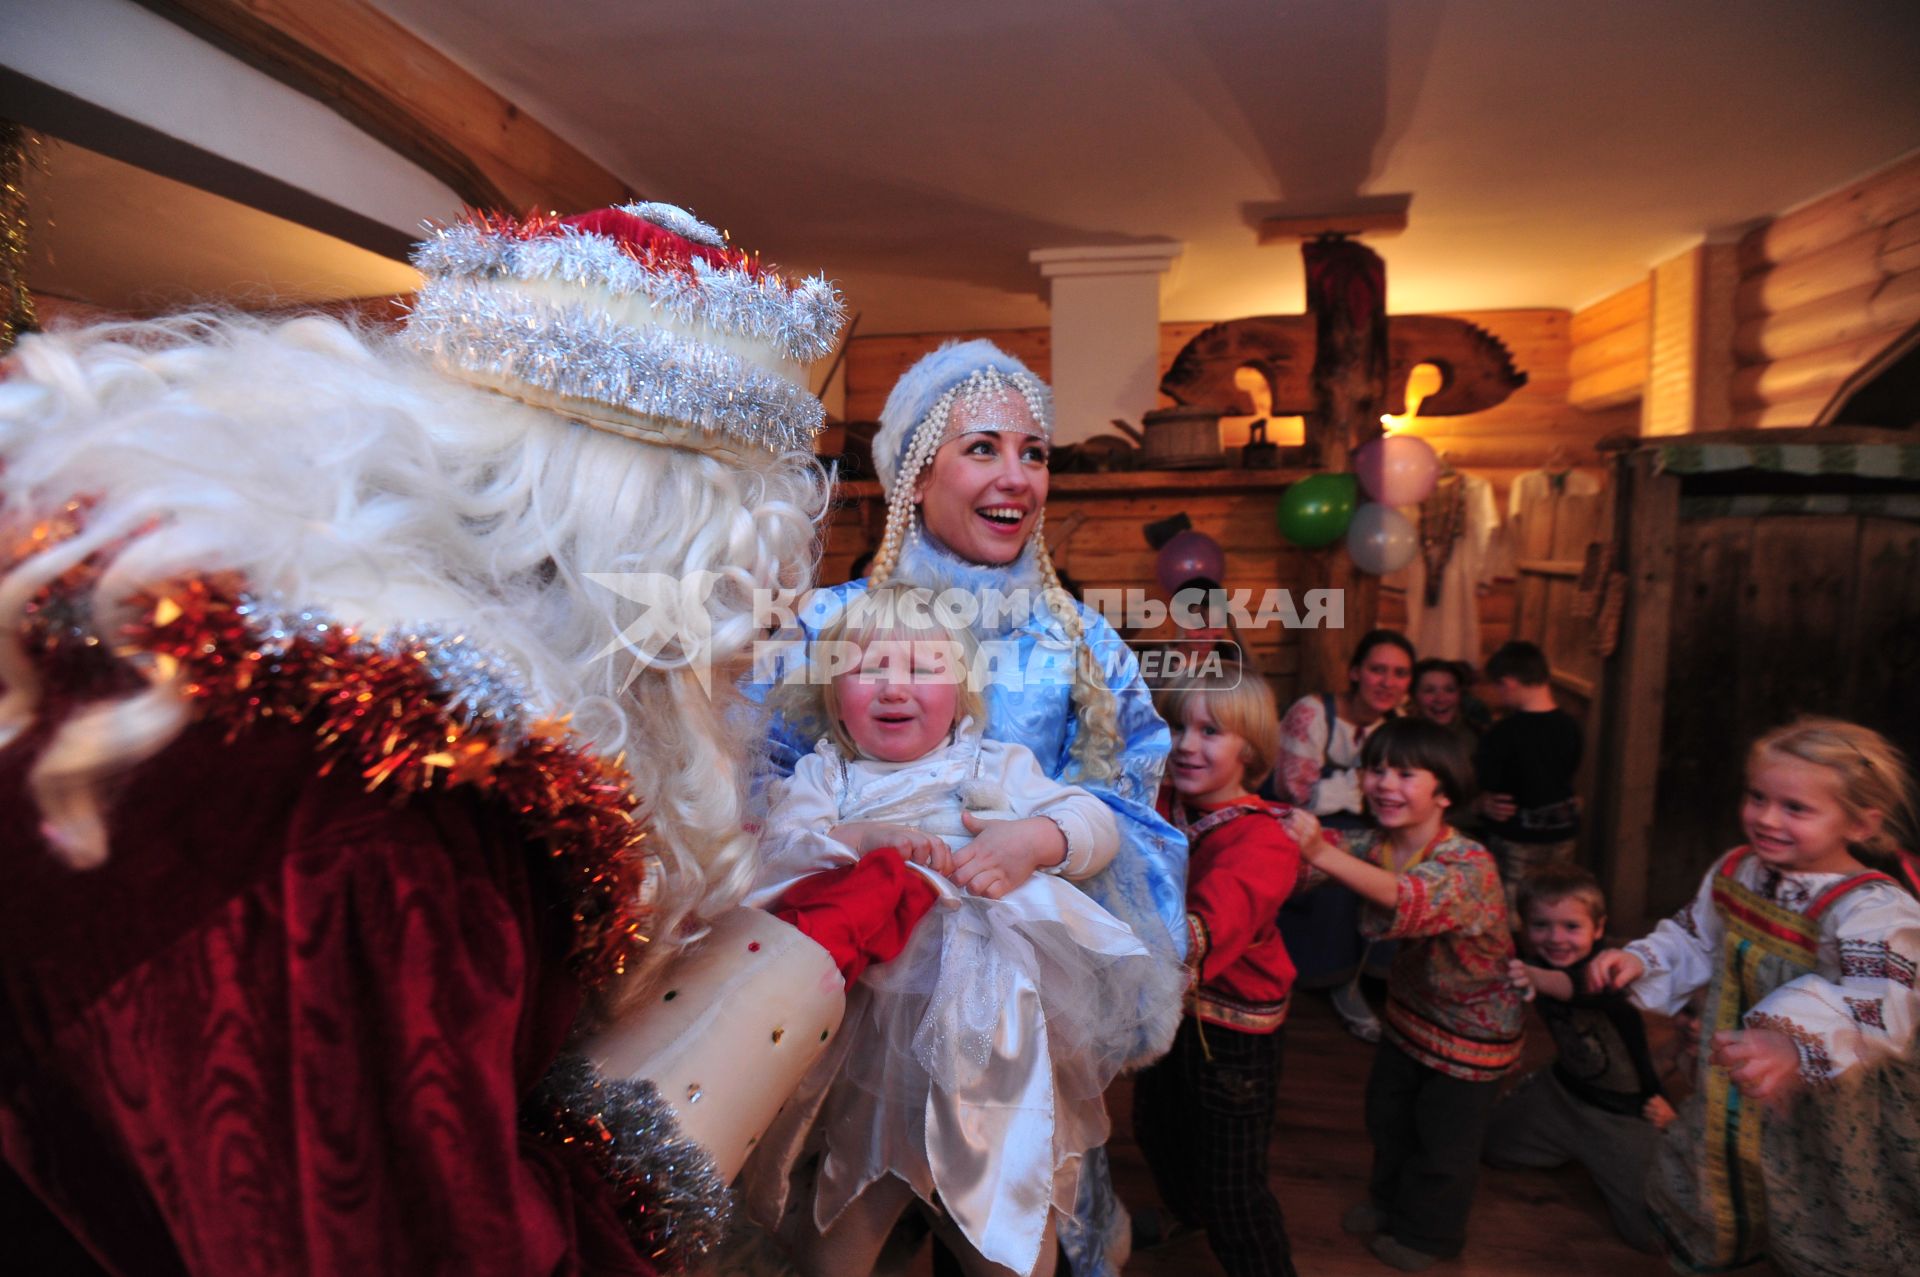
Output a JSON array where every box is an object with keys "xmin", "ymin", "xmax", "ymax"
[
  {"xmin": 361, "ymin": 0, "xmax": 1920, "ymax": 333},
  {"xmin": 17, "ymin": 2, "xmax": 1920, "ymax": 330},
  {"xmin": 24, "ymin": 137, "xmax": 421, "ymax": 314}
]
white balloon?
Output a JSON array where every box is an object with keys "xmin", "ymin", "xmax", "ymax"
[{"xmin": 1347, "ymin": 503, "xmax": 1418, "ymax": 575}]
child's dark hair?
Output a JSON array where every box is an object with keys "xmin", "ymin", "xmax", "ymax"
[
  {"xmin": 1360, "ymin": 717, "xmax": 1476, "ymax": 807},
  {"xmin": 1485, "ymin": 640, "xmax": 1550, "ymax": 686},
  {"xmin": 1515, "ymin": 862, "xmax": 1607, "ymax": 927},
  {"xmin": 1410, "ymin": 657, "xmax": 1469, "ymax": 691},
  {"xmin": 1348, "ymin": 628, "xmax": 1415, "ymax": 679}
]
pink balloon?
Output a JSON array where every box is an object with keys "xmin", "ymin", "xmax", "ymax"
[
  {"xmin": 1346, "ymin": 503, "xmax": 1418, "ymax": 575},
  {"xmin": 1354, "ymin": 435, "xmax": 1440, "ymax": 506},
  {"xmin": 1155, "ymin": 530, "xmax": 1226, "ymax": 595}
]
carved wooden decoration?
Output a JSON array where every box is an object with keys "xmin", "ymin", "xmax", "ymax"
[{"xmin": 1160, "ymin": 313, "xmax": 1528, "ymax": 420}]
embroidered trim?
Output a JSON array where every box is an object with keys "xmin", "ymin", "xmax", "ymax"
[
  {"xmin": 1845, "ymin": 996, "xmax": 1887, "ymax": 1030},
  {"xmin": 1744, "ymin": 1012, "xmax": 1834, "ymax": 1086},
  {"xmin": 1382, "ymin": 998, "xmax": 1523, "ymax": 1081},
  {"xmin": 1191, "ymin": 988, "xmax": 1290, "ymax": 1033},
  {"xmin": 1185, "ymin": 910, "xmax": 1212, "ymax": 974},
  {"xmin": 1839, "ymin": 939, "xmax": 1918, "ymax": 988}
]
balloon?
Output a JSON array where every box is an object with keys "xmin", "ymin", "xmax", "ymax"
[
  {"xmin": 1347, "ymin": 503, "xmax": 1418, "ymax": 575},
  {"xmin": 1274, "ymin": 473, "xmax": 1358, "ymax": 548},
  {"xmin": 1354, "ymin": 435, "xmax": 1440, "ymax": 506},
  {"xmin": 1155, "ymin": 530, "xmax": 1226, "ymax": 595}
]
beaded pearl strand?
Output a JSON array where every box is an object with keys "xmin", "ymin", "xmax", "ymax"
[{"xmin": 869, "ymin": 368, "xmax": 1122, "ymax": 779}]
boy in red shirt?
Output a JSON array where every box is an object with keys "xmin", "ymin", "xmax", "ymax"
[{"xmin": 1133, "ymin": 671, "xmax": 1300, "ymax": 1277}]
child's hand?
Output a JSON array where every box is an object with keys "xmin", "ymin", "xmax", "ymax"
[
  {"xmin": 831, "ymin": 821, "xmax": 953, "ymax": 876},
  {"xmin": 1586, "ymin": 949, "xmax": 1645, "ymax": 993},
  {"xmin": 1480, "ymin": 791, "xmax": 1517, "ymax": 822},
  {"xmin": 1507, "ymin": 958, "xmax": 1538, "ymax": 1002},
  {"xmin": 1710, "ymin": 1029, "xmax": 1804, "ymax": 1108},
  {"xmin": 949, "ymin": 813, "xmax": 1064, "ymax": 899},
  {"xmin": 1279, "ymin": 809, "xmax": 1333, "ymax": 863},
  {"xmin": 1642, "ymin": 1094, "xmax": 1677, "ymax": 1131}
]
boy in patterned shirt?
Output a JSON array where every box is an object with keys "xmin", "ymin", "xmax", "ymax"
[{"xmin": 1285, "ymin": 718, "xmax": 1523, "ymax": 1272}]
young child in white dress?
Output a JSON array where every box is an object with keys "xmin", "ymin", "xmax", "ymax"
[{"xmin": 745, "ymin": 585, "xmax": 1177, "ymax": 1277}]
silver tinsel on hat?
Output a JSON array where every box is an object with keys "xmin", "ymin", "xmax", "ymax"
[
  {"xmin": 412, "ymin": 219, "xmax": 846, "ymax": 365},
  {"xmin": 619, "ymin": 201, "xmax": 727, "ymax": 249},
  {"xmin": 404, "ymin": 277, "xmax": 825, "ymax": 456},
  {"xmin": 527, "ymin": 1053, "xmax": 733, "ymax": 1269}
]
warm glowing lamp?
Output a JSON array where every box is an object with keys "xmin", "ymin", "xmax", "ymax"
[{"xmin": 1381, "ymin": 362, "xmax": 1443, "ymax": 435}]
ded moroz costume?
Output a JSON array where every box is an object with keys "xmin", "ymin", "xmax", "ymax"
[{"xmin": 0, "ymin": 202, "xmax": 861, "ymax": 1275}]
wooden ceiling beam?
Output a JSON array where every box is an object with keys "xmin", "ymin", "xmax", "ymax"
[{"xmin": 134, "ymin": 0, "xmax": 631, "ymax": 215}]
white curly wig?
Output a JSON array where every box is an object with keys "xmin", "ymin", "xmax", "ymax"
[{"xmin": 0, "ymin": 313, "xmax": 829, "ymax": 987}]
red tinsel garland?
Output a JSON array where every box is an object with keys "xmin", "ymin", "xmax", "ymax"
[
  {"xmin": 462, "ymin": 206, "xmax": 768, "ymax": 282},
  {"xmin": 16, "ymin": 539, "xmax": 655, "ymax": 991}
]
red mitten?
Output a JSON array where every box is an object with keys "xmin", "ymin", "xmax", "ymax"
[{"xmin": 770, "ymin": 848, "xmax": 940, "ymax": 986}]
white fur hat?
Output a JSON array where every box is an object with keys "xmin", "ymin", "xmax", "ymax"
[
  {"xmin": 404, "ymin": 204, "xmax": 846, "ymax": 459},
  {"xmin": 870, "ymin": 339, "xmax": 1053, "ymax": 495}
]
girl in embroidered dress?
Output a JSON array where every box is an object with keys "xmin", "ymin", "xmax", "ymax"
[
  {"xmin": 1283, "ymin": 718, "xmax": 1523, "ymax": 1272},
  {"xmin": 1589, "ymin": 718, "xmax": 1920, "ymax": 1276},
  {"xmin": 746, "ymin": 586, "xmax": 1175, "ymax": 1277}
]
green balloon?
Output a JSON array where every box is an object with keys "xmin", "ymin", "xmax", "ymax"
[{"xmin": 1275, "ymin": 473, "xmax": 1359, "ymax": 548}]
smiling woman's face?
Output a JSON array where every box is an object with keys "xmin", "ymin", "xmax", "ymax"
[{"xmin": 913, "ymin": 394, "xmax": 1050, "ymax": 566}]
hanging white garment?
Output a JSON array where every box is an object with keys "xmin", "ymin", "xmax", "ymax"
[{"xmin": 1392, "ymin": 472, "xmax": 1502, "ymax": 664}]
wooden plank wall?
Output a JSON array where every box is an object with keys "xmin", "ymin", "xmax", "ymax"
[
  {"xmin": 817, "ymin": 472, "xmax": 1321, "ymax": 706},
  {"xmin": 1568, "ymin": 279, "xmax": 1649, "ymax": 411},
  {"xmin": 835, "ymin": 311, "xmax": 1636, "ymax": 685},
  {"xmin": 1731, "ymin": 149, "xmax": 1920, "ymax": 429},
  {"xmin": 1649, "ymin": 514, "xmax": 1920, "ymax": 916}
]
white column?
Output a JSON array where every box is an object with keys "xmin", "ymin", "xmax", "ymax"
[{"xmin": 1029, "ymin": 242, "xmax": 1184, "ymax": 444}]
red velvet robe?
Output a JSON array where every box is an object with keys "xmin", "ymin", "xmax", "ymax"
[{"xmin": 0, "ymin": 709, "xmax": 652, "ymax": 1276}]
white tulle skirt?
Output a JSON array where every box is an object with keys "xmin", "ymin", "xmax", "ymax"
[{"xmin": 742, "ymin": 869, "xmax": 1184, "ymax": 1276}]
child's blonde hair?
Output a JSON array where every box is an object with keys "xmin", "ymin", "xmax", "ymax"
[
  {"xmin": 801, "ymin": 584, "xmax": 986, "ymax": 757},
  {"xmin": 1155, "ymin": 671, "xmax": 1281, "ymax": 790},
  {"xmin": 1750, "ymin": 717, "xmax": 1918, "ymax": 888}
]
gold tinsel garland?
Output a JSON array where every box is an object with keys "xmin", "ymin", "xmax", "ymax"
[
  {"xmin": 13, "ymin": 513, "xmax": 657, "ymax": 990},
  {"xmin": 1, "ymin": 120, "xmax": 38, "ymax": 355}
]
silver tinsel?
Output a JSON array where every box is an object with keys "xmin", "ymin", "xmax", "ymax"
[
  {"xmin": 404, "ymin": 277, "xmax": 825, "ymax": 456},
  {"xmin": 235, "ymin": 593, "xmax": 537, "ymax": 744},
  {"xmin": 618, "ymin": 201, "xmax": 726, "ymax": 249},
  {"xmin": 527, "ymin": 1053, "xmax": 733, "ymax": 1268},
  {"xmin": 412, "ymin": 220, "xmax": 846, "ymax": 365}
]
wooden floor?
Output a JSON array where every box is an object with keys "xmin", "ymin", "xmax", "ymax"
[{"xmin": 1105, "ymin": 991, "xmax": 1701, "ymax": 1277}]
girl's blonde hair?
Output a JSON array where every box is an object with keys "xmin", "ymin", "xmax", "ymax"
[
  {"xmin": 1750, "ymin": 717, "xmax": 1918, "ymax": 885},
  {"xmin": 800, "ymin": 584, "xmax": 985, "ymax": 757},
  {"xmin": 1155, "ymin": 671, "xmax": 1281, "ymax": 790}
]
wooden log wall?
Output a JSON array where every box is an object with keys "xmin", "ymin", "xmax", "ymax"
[
  {"xmin": 1568, "ymin": 279, "xmax": 1649, "ymax": 411},
  {"xmin": 818, "ymin": 470, "xmax": 1321, "ymax": 705},
  {"xmin": 835, "ymin": 311, "xmax": 1634, "ymax": 690},
  {"xmin": 1732, "ymin": 149, "xmax": 1920, "ymax": 429}
]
